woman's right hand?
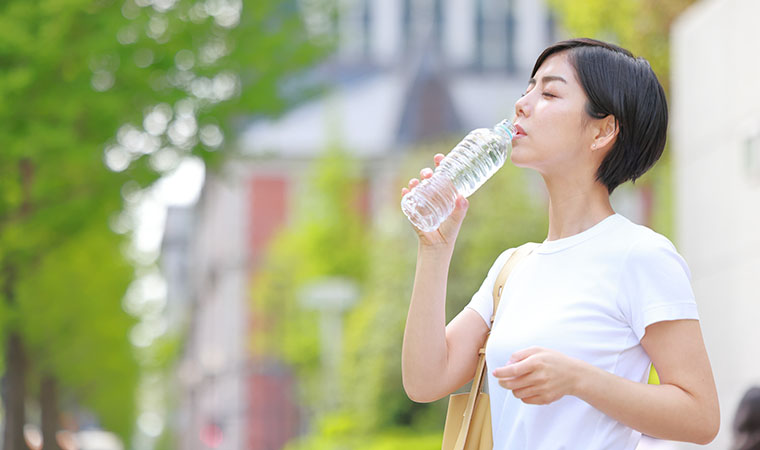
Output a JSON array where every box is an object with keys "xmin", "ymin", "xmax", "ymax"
[{"xmin": 401, "ymin": 153, "xmax": 469, "ymax": 251}]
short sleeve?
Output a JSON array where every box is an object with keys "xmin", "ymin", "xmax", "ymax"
[
  {"xmin": 620, "ymin": 233, "xmax": 699, "ymax": 340},
  {"xmin": 465, "ymin": 248, "xmax": 516, "ymax": 329}
]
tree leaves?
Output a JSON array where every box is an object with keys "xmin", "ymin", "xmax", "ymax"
[
  {"xmin": 16, "ymin": 221, "xmax": 138, "ymax": 437},
  {"xmin": 1, "ymin": 0, "xmax": 331, "ymax": 443}
]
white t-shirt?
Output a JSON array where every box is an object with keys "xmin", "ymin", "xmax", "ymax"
[{"xmin": 465, "ymin": 214, "xmax": 699, "ymax": 450}]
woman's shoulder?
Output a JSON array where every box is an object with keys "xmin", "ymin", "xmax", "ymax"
[
  {"xmin": 611, "ymin": 216, "xmax": 689, "ymax": 275},
  {"xmin": 484, "ymin": 244, "xmax": 532, "ymax": 279},
  {"xmin": 490, "ymin": 247, "xmax": 518, "ymax": 272},
  {"xmin": 491, "ymin": 242, "xmax": 540, "ymax": 266},
  {"xmin": 612, "ymin": 214, "xmax": 680, "ymax": 255}
]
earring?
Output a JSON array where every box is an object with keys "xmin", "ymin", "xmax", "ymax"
[{"xmin": 592, "ymin": 143, "xmax": 597, "ymax": 150}]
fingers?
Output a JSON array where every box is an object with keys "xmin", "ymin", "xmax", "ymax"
[
  {"xmin": 495, "ymin": 367, "xmax": 555, "ymax": 405},
  {"xmin": 511, "ymin": 386, "xmax": 542, "ymax": 401},
  {"xmin": 509, "ymin": 347, "xmax": 543, "ymax": 364},
  {"xmin": 401, "ymin": 178, "xmax": 420, "ymax": 197},
  {"xmin": 437, "ymin": 194, "xmax": 469, "ymax": 234},
  {"xmin": 400, "ymin": 166, "xmax": 434, "ymax": 197},
  {"xmin": 399, "ymin": 152, "xmax": 441, "ymax": 197},
  {"xmin": 497, "ymin": 372, "xmax": 533, "ymax": 391},
  {"xmin": 448, "ymin": 195, "xmax": 469, "ymax": 222},
  {"xmin": 519, "ymin": 395, "xmax": 547, "ymax": 405},
  {"xmin": 492, "ymin": 359, "xmax": 531, "ymax": 379}
]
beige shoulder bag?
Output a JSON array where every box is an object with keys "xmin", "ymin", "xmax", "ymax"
[{"xmin": 441, "ymin": 243, "xmax": 539, "ymax": 450}]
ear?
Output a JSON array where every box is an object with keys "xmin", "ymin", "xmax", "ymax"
[{"xmin": 591, "ymin": 115, "xmax": 618, "ymax": 152}]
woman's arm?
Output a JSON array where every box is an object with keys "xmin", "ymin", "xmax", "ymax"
[
  {"xmin": 401, "ymin": 198, "xmax": 488, "ymax": 402},
  {"xmin": 582, "ymin": 319, "xmax": 719, "ymax": 443},
  {"xmin": 400, "ymin": 154, "xmax": 489, "ymax": 403},
  {"xmin": 493, "ymin": 319, "xmax": 719, "ymax": 444},
  {"xmin": 401, "ymin": 247, "xmax": 489, "ymax": 402}
]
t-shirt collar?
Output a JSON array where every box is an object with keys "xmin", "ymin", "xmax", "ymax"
[{"xmin": 536, "ymin": 213, "xmax": 623, "ymax": 254}]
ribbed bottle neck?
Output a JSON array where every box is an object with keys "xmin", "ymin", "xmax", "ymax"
[{"xmin": 494, "ymin": 119, "xmax": 516, "ymax": 141}]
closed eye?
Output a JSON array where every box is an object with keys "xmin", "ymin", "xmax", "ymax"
[{"xmin": 542, "ymin": 92, "xmax": 556, "ymax": 98}]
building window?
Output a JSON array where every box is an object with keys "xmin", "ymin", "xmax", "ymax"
[
  {"xmin": 403, "ymin": 0, "xmax": 442, "ymax": 53},
  {"xmin": 433, "ymin": 0, "xmax": 443, "ymax": 47},
  {"xmin": 339, "ymin": 0, "xmax": 372, "ymax": 62},
  {"xmin": 361, "ymin": 0, "xmax": 371, "ymax": 58},
  {"xmin": 476, "ymin": 0, "xmax": 516, "ymax": 73}
]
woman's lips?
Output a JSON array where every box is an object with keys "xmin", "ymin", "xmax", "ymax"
[{"xmin": 514, "ymin": 124, "xmax": 527, "ymax": 138}]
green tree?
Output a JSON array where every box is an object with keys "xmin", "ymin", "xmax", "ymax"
[
  {"xmin": 15, "ymin": 219, "xmax": 139, "ymax": 439},
  {"xmin": 547, "ymin": 0, "xmax": 696, "ymax": 90},
  {"xmin": 0, "ymin": 0, "xmax": 329, "ymax": 446}
]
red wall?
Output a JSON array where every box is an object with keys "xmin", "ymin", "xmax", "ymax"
[
  {"xmin": 249, "ymin": 175, "xmax": 289, "ymax": 267},
  {"xmin": 247, "ymin": 174, "xmax": 301, "ymax": 449},
  {"xmin": 247, "ymin": 369, "xmax": 299, "ymax": 450}
]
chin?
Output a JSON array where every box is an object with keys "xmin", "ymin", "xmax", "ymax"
[
  {"xmin": 510, "ymin": 144, "xmax": 542, "ymax": 170},
  {"xmin": 509, "ymin": 152, "xmax": 531, "ymax": 169}
]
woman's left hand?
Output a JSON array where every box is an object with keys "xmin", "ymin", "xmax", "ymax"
[{"xmin": 492, "ymin": 347, "xmax": 585, "ymax": 405}]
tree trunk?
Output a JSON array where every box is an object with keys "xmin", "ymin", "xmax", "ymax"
[
  {"xmin": 1, "ymin": 158, "xmax": 35, "ymax": 449},
  {"xmin": 2, "ymin": 332, "xmax": 27, "ymax": 450},
  {"xmin": 40, "ymin": 374, "xmax": 61, "ymax": 450}
]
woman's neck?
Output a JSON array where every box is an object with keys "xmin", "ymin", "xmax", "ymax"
[{"xmin": 543, "ymin": 175, "xmax": 615, "ymax": 241}]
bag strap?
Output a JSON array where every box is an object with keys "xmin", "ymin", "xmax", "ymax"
[
  {"xmin": 454, "ymin": 242, "xmax": 539, "ymax": 450},
  {"xmin": 491, "ymin": 242, "xmax": 540, "ymax": 322}
]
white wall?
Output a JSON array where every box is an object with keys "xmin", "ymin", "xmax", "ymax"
[
  {"xmin": 178, "ymin": 169, "xmax": 249, "ymax": 450},
  {"xmin": 671, "ymin": 0, "xmax": 760, "ymax": 448}
]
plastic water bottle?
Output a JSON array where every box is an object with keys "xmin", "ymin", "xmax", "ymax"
[{"xmin": 401, "ymin": 119, "xmax": 517, "ymax": 232}]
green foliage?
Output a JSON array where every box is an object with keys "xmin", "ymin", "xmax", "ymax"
[
  {"xmin": 340, "ymin": 195, "xmax": 430, "ymax": 433},
  {"xmin": 0, "ymin": 0, "xmax": 331, "ymax": 442},
  {"xmin": 15, "ymin": 219, "xmax": 138, "ymax": 437},
  {"xmin": 291, "ymin": 147, "xmax": 368, "ymax": 281},
  {"xmin": 547, "ymin": 0, "xmax": 697, "ymax": 90},
  {"xmin": 285, "ymin": 415, "xmax": 442, "ymax": 450},
  {"xmin": 0, "ymin": 0, "xmax": 331, "ymax": 273},
  {"xmin": 251, "ymin": 146, "xmax": 367, "ymax": 404}
]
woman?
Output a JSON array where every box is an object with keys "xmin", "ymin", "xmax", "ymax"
[{"xmin": 400, "ymin": 38, "xmax": 719, "ymax": 449}]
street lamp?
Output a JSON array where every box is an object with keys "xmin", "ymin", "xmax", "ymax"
[{"xmin": 299, "ymin": 277, "xmax": 359, "ymax": 409}]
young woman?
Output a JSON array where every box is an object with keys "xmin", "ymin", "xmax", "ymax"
[{"xmin": 400, "ymin": 38, "xmax": 719, "ymax": 449}]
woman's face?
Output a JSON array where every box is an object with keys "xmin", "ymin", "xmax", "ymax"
[{"xmin": 511, "ymin": 52, "xmax": 598, "ymax": 176}]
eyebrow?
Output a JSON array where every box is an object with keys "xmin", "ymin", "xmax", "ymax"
[{"xmin": 527, "ymin": 75, "xmax": 567, "ymax": 86}]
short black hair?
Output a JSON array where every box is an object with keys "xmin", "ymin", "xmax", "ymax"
[{"xmin": 531, "ymin": 38, "xmax": 668, "ymax": 194}]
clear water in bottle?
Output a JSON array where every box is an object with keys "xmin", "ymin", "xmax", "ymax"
[{"xmin": 401, "ymin": 119, "xmax": 517, "ymax": 232}]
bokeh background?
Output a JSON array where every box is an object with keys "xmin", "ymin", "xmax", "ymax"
[{"xmin": 0, "ymin": 0, "xmax": 758, "ymax": 449}]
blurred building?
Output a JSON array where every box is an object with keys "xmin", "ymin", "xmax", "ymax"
[
  {"xmin": 671, "ymin": 0, "xmax": 760, "ymax": 448},
  {"xmin": 163, "ymin": 1, "xmax": 559, "ymax": 448}
]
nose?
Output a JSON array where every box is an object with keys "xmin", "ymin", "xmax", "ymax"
[{"xmin": 514, "ymin": 94, "xmax": 529, "ymax": 118}]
